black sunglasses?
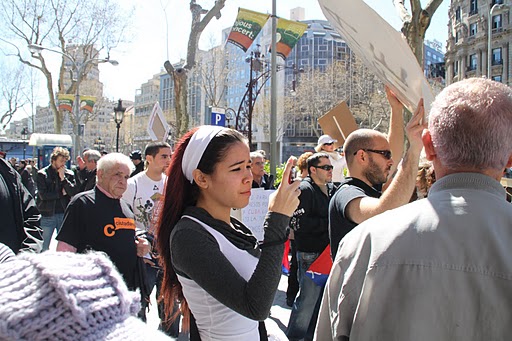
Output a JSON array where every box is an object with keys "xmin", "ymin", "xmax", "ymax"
[
  {"xmin": 354, "ymin": 149, "xmax": 392, "ymax": 160},
  {"xmin": 323, "ymin": 142, "xmax": 334, "ymax": 146},
  {"xmin": 314, "ymin": 165, "xmax": 334, "ymax": 171}
]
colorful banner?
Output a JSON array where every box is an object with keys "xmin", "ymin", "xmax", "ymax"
[
  {"xmin": 79, "ymin": 96, "xmax": 96, "ymax": 113},
  {"xmin": 227, "ymin": 8, "xmax": 270, "ymax": 52},
  {"xmin": 57, "ymin": 94, "xmax": 74, "ymax": 112},
  {"xmin": 57, "ymin": 95, "xmax": 96, "ymax": 113},
  {"xmin": 275, "ymin": 18, "xmax": 308, "ymax": 59}
]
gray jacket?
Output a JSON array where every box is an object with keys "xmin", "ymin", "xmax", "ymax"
[{"xmin": 315, "ymin": 173, "xmax": 512, "ymax": 341}]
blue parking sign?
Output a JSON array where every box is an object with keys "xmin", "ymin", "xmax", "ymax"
[{"xmin": 211, "ymin": 107, "xmax": 226, "ymax": 126}]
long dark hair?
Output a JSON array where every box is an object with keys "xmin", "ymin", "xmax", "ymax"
[{"xmin": 156, "ymin": 127, "xmax": 247, "ymax": 328}]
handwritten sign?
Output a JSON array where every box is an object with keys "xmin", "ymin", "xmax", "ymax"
[{"xmin": 241, "ymin": 188, "xmax": 275, "ymax": 242}]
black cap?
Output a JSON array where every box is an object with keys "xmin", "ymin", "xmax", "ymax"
[{"xmin": 129, "ymin": 150, "xmax": 142, "ymax": 160}]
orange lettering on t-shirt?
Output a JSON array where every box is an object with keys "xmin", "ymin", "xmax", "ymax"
[{"xmin": 103, "ymin": 217, "xmax": 136, "ymax": 237}]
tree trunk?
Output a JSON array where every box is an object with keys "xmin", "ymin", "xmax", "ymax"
[
  {"xmin": 163, "ymin": 0, "xmax": 226, "ymax": 139},
  {"xmin": 43, "ymin": 68, "xmax": 63, "ymax": 134},
  {"xmin": 393, "ymin": 0, "xmax": 444, "ymax": 65},
  {"xmin": 173, "ymin": 68, "xmax": 189, "ymax": 137}
]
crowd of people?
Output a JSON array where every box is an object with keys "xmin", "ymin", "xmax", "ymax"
[{"xmin": 0, "ymin": 77, "xmax": 512, "ymax": 341}]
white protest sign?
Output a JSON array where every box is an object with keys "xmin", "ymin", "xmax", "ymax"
[
  {"xmin": 147, "ymin": 102, "xmax": 170, "ymax": 141},
  {"xmin": 318, "ymin": 0, "xmax": 434, "ymax": 113},
  {"xmin": 241, "ymin": 188, "xmax": 276, "ymax": 242}
]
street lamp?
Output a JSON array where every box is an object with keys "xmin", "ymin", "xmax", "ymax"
[
  {"xmin": 225, "ymin": 108, "xmax": 236, "ymax": 128},
  {"xmin": 114, "ymin": 99, "xmax": 125, "ymax": 153},
  {"xmin": 20, "ymin": 127, "xmax": 29, "ymax": 159},
  {"xmin": 235, "ymin": 48, "xmax": 301, "ymax": 147},
  {"xmin": 93, "ymin": 137, "xmax": 105, "ymax": 152},
  {"xmin": 487, "ymin": 3, "xmax": 506, "ymax": 77},
  {"xmin": 28, "ymin": 43, "xmax": 118, "ymax": 155}
]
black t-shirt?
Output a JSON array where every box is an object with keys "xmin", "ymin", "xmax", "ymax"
[
  {"xmin": 329, "ymin": 177, "xmax": 381, "ymax": 260},
  {"xmin": 56, "ymin": 187, "xmax": 137, "ymax": 289}
]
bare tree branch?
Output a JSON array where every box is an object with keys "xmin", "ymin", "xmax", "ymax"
[
  {"xmin": 185, "ymin": 0, "xmax": 226, "ymax": 70},
  {"xmin": 393, "ymin": 0, "xmax": 412, "ymax": 23}
]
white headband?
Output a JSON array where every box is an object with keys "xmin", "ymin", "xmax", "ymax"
[{"xmin": 182, "ymin": 125, "xmax": 225, "ymax": 183}]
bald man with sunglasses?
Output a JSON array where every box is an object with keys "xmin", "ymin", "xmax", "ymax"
[{"xmin": 328, "ymin": 91, "xmax": 425, "ymax": 260}]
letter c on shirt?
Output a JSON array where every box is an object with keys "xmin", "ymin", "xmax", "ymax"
[{"xmin": 104, "ymin": 224, "xmax": 115, "ymax": 237}]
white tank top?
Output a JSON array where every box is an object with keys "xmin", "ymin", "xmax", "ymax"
[{"xmin": 177, "ymin": 215, "xmax": 260, "ymax": 341}]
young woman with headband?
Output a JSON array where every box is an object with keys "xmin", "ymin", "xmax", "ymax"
[{"xmin": 156, "ymin": 126, "xmax": 300, "ymax": 340}]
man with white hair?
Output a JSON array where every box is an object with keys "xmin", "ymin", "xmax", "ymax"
[
  {"xmin": 76, "ymin": 149, "xmax": 101, "ymax": 192},
  {"xmin": 315, "ymin": 78, "xmax": 512, "ymax": 340},
  {"xmin": 250, "ymin": 151, "xmax": 274, "ymax": 189},
  {"xmin": 56, "ymin": 153, "xmax": 150, "ymax": 290}
]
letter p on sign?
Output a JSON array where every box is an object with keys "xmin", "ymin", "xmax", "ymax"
[{"xmin": 211, "ymin": 107, "xmax": 226, "ymax": 127}]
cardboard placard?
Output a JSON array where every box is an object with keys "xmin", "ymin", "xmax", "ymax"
[
  {"xmin": 318, "ymin": 0, "xmax": 434, "ymax": 114},
  {"xmin": 147, "ymin": 102, "xmax": 170, "ymax": 142},
  {"xmin": 318, "ymin": 101, "xmax": 358, "ymax": 148}
]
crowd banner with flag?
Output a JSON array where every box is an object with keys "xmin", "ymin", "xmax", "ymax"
[
  {"xmin": 226, "ymin": 8, "xmax": 270, "ymax": 52},
  {"xmin": 275, "ymin": 18, "xmax": 308, "ymax": 59},
  {"xmin": 79, "ymin": 96, "xmax": 96, "ymax": 113},
  {"xmin": 57, "ymin": 94, "xmax": 74, "ymax": 112}
]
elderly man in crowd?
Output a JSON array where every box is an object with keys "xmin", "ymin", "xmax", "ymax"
[
  {"xmin": 56, "ymin": 153, "xmax": 150, "ymax": 290},
  {"xmin": 76, "ymin": 149, "xmax": 101, "ymax": 193},
  {"xmin": 315, "ymin": 78, "xmax": 512, "ymax": 340}
]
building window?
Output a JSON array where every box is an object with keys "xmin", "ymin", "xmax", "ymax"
[
  {"xmin": 469, "ymin": 0, "xmax": 478, "ymax": 15},
  {"xmin": 453, "ymin": 61, "xmax": 459, "ymax": 76},
  {"xmin": 492, "ymin": 75, "xmax": 502, "ymax": 82},
  {"xmin": 469, "ymin": 54, "xmax": 477, "ymax": 70},
  {"xmin": 455, "ymin": 6, "xmax": 461, "ymax": 21},
  {"xmin": 491, "ymin": 0, "xmax": 503, "ymax": 5},
  {"xmin": 492, "ymin": 47, "xmax": 502, "ymax": 65},
  {"xmin": 492, "ymin": 14, "xmax": 502, "ymax": 31},
  {"xmin": 455, "ymin": 31, "xmax": 460, "ymax": 43},
  {"xmin": 301, "ymin": 45, "xmax": 309, "ymax": 52},
  {"xmin": 469, "ymin": 22, "xmax": 477, "ymax": 36}
]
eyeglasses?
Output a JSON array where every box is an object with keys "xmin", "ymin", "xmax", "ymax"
[
  {"xmin": 354, "ymin": 149, "xmax": 392, "ymax": 160},
  {"xmin": 314, "ymin": 165, "xmax": 334, "ymax": 171},
  {"xmin": 323, "ymin": 142, "xmax": 334, "ymax": 146}
]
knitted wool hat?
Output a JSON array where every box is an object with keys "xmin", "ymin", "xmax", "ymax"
[{"xmin": 0, "ymin": 251, "xmax": 171, "ymax": 341}]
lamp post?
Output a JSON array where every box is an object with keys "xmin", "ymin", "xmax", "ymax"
[
  {"xmin": 28, "ymin": 44, "xmax": 118, "ymax": 156},
  {"xmin": 225, "ymin": 108, "xmax": 236, "ymax": 128},
  {"xmin": 93, "ymin": 137, "xmax": 105, "ymax": 152},
  {"xmin": 487, "ymin": 3, "xmax": 506, "ymax": 77},
  {"xmin": 235, "ymin": 51, "xmax": 301, "ymax": 148},
  {"xmin": 270, "ymin": 0, "xmax": 277, "ymax": 176},
  {"xmin": 114, "ymin": 99, "xmax": 125, "ymax": 153},
  {"xmin": 20, "ymin": 127, "xmax": 28, "ymax": 159}
]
